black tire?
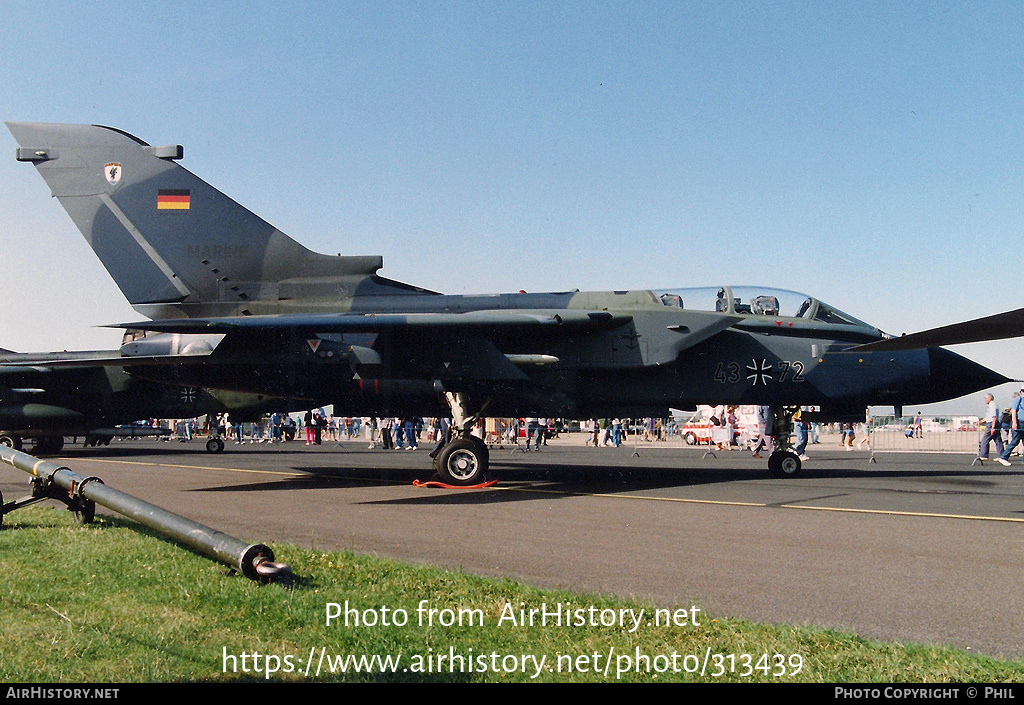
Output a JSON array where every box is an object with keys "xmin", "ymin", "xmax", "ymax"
[
  {"xmin": 767, "ymin": 450, "xmax": 802, "ymax": 477},
  {"xmin": 683, "ymin": 432, "xmax": 697, "ymax": 446},
  {"xmin": 73, "ymin": 499, "xmax": 96, "ymax": 524},
  {"xmin": 206, "ymin": 437, "xmax": 225, "ymax": 453},
  {"xmin": 33, "ymin": 436, "xmax": 65, "ymax": 455},
  {"xmin": 436, "ymin": 439, "xmax": 488, "ymax": 486},
  {"xmin": 465, "ymin": 435, "xmax": 490, "ymax": 463},
  {"xmin": 0, "ymin": 433, "xmax": 22, "ymax": 451}
]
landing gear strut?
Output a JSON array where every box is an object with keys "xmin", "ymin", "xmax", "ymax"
[
  {"xmin": 766, "ymin": 406, "xmax": 802, "ymax": 478},
  {"xmin": 431, "ymin": 391, "xmax": 491, "ymax": 486}
]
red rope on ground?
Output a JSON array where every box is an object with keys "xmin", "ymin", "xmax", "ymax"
[{"xmin": 413, "ymin": 479, "xmax": 499, "ymax": 489}]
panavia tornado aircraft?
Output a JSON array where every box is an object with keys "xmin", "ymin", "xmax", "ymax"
[
  {"xmin": 0, "ymin": 345, "xmax": 290, "ymax": 454},
  {"xmin": 7, "ymin": 122, "xmax": 1022, "ymax": 484}
]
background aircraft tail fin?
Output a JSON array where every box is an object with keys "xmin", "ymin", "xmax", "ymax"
[{"xmin": 7, "ymin": 122, "xmax": 404, "ymax": 317}]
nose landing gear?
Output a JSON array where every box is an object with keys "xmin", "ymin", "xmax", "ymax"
[{"xmin": 766, "ymin": 406, "xmax": 802, "ymax": 478}]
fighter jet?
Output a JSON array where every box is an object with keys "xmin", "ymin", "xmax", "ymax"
[
  {"xmin": 0, "ymin": 345, "xmax": 291, "ymax": 453},
  {"xmin": 7, "ymin": 122, "xmax": 1019, "ymax": 483}
]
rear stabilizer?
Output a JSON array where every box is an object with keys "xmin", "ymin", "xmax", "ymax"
[{"xmin": 7, "ymin": 122, "xmax": 423, "ymax": 317}]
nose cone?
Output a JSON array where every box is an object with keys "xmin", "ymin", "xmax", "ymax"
[{"xmin": 922, "ymin": 348, "xmax": 1010, "ymax": 403}]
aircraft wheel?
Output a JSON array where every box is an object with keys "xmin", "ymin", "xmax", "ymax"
[
  {"xmin": 206, "ymin": 437, "xmax": 225, "ymax": 453},
  {"xmin": 73, "ymin": 499, "xmax": 96, "ymax": 525},
  {"xmin": 465, "ymin": 435, "xmax": 490, "ymax": 463},
  {"xmin": 34, "ymin": 436, "xmax": 65, "ymax": 455},
  {"xmin": 767, "ymin": 450, "xmax": 802, "ymax": 477},
  {"xmin": 436, "ymin": 439, "xmax": 488, "ymax": 486},
  {"xmin": 0, "ymin": 433, "xmax": 22, "ymax": 451}
]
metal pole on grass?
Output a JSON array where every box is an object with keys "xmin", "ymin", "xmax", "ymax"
[{"xmin": 0, "ymin": 445, "xmax": 290, "ymax": 581}]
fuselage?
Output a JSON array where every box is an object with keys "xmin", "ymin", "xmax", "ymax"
[
  {"xmin": 124, "ymin": 286, "xmax": 1008, "ymax": 421},
  {"xmin": 0, "ymin": 350, "xmax": 291, "ymax": 439}
]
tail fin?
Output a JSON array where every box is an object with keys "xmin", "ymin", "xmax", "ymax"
[{"xmin": 7, "ymin": 122, "xmax": 420, "ymax": 318}]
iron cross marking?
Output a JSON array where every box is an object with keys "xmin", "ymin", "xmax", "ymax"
[{"xmin": 746, "ymin": 359, "xmax": 773, "ymax": 386}]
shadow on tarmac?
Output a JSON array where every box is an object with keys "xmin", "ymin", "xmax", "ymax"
[
  {"xmin": 42, "ymin": 440, "xmax": 1024, "ymax": 506},
  {"xmin": 177, "ymin": 454, "xmax": 1023, "ymax": 508}
]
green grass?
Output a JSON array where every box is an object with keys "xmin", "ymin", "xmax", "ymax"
[{"xmin": 1, "ymin": 505, "xmax": 1021, "ymax": 682}]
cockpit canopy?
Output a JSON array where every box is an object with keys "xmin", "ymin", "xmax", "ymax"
[{"xmin": 653, "ymin": 286, "xmax": 873, "ymax": 328}]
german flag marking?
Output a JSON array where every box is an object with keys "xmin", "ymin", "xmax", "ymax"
[{"xmin": 157, "ymin": 189, "xmax": 190, "ymax": 210}]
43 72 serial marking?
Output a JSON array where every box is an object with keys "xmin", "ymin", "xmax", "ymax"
[{"xmin": 714, "ymin": 359, "xmax": 805, "ymax": 385}]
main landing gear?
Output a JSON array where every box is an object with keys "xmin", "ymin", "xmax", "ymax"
[
  {"xmin": 433, "ymin": 437, "xmax": 490, "ymax": 486},
  {"xmin": 0, "ymin": 433, "xmax": 64, "ymax": 455},
  {"xmin": 430, "ymin": 392, "xmax": 491, "ymax": 486}
]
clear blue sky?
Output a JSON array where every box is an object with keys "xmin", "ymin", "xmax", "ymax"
[{"xmin": 1, "ymin": 1, "xmax": 1021, "ymax": 412}]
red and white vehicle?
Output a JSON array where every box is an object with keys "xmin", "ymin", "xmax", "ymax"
[
  {"xmin": 676, "ymin": 406, "xmax": 718, "ymax": 445},
  {"xmin": 676, "ymin": 406, "xmax": 758, "ymax": 446}
]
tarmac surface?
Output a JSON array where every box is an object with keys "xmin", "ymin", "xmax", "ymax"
[{"xmin": 3, "ymin": 432, "xmax": 1023, "ymax": 660}]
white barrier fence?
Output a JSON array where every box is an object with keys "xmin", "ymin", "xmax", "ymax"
[
  {"xmin": 869, "ymin": 426, "xmax": 981, "ymax": 454},
  {"xmin": 868, "ymin": 423, "xmax": 1023, "ymax": 463},
  {"xmin": 664, "ymin": 420, "xmax": 1022, "ymax": 463}
]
